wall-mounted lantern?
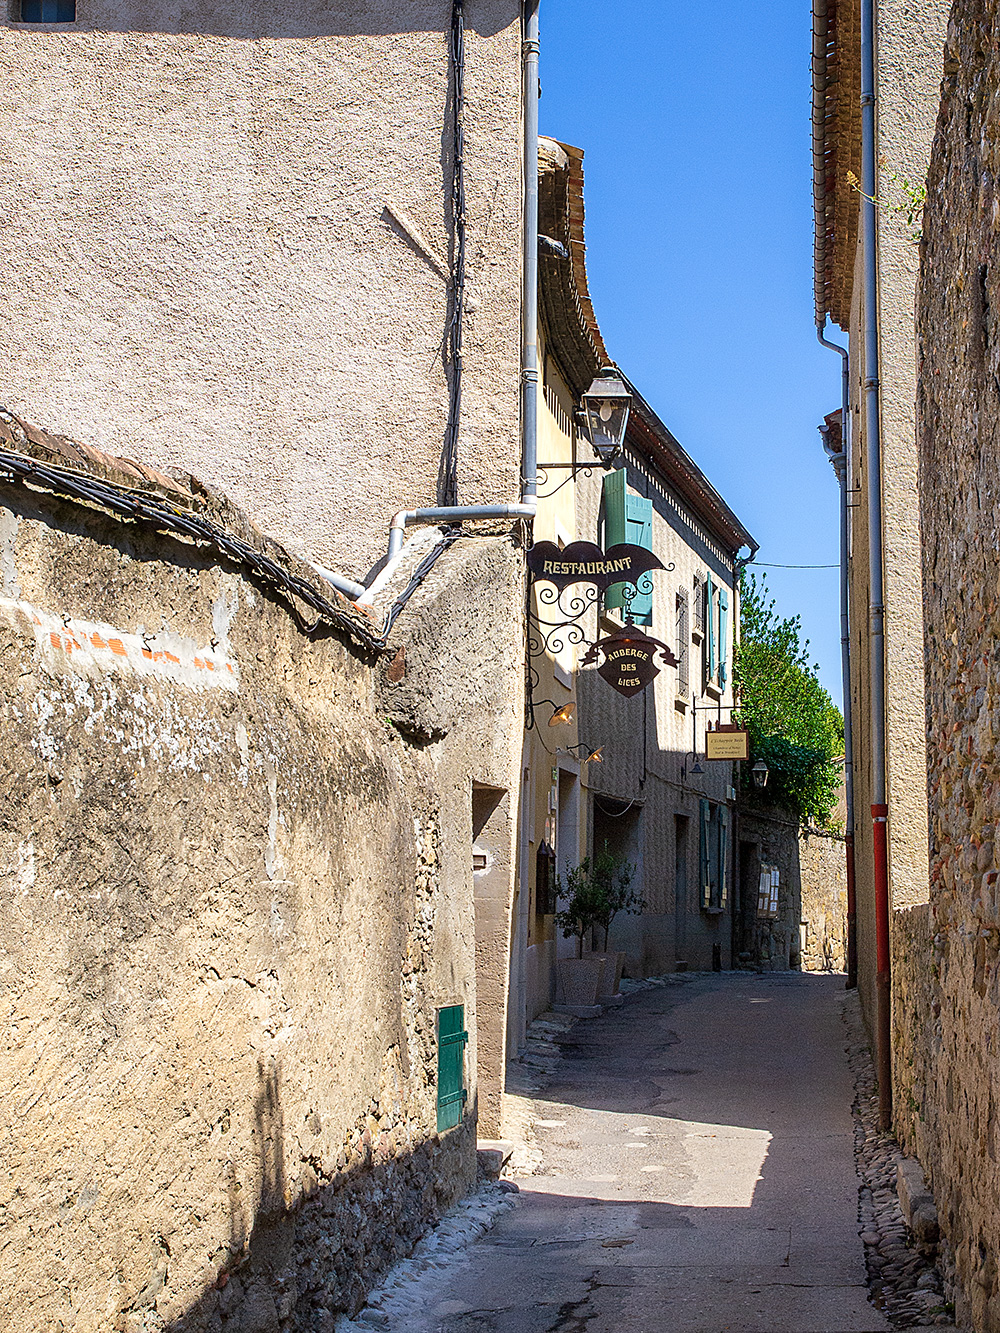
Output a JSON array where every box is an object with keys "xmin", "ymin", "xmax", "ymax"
[
  {"xmin": 752, "ymin": 759, "xmax": 770, "ymax": 790},
  {"xmin": 578, "ymin": 367, "xmax": 632, "ymax": 467}
]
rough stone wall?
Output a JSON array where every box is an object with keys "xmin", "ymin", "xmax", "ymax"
[
  {"xmin": 799, "ymin": 827, "xmax": 849, "ymax": 972},
  {"xmin": 735, "ymin": 802, "xmax": 847, "ymax": 973},
  {"xmin": 0, "ymin": 426, "xmax": 524, "ymax": 1332},
  {"xmin": 914, "ymin": 4, "xmax": 1000, "ymax": 1327},
  {"xmin": 0, "ymin": 1, "xmax": 522, "ymax": 578}
]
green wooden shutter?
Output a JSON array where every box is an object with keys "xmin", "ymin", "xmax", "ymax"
[
  {"xmin": 436, "ymin": 1004, "xmax": 468, "ymax": 1131},
  {"xmin": 623, "ymin": 492, "xmax": 653, "ymax": 624},
  {"xmin": 602, "ymin": 469, "xmax": 628, "ymax": 611},
  {"xmin": 706, "ymin": 572, "xmax": 716, "ymax": 682},
  {"xmin": 719, "ymin": 588, "xmax": 729, "ymax": 688},
  {"xmin": 699, "ymin": 799, "xmax": 712, "ymax": 909},
  {"xmin": 718, "ymin": 805, "xmax": 730, "ymax": 909}
]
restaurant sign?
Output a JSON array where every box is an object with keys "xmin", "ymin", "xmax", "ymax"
[
  {"xmin": 581, "ymin": 624, "xmax": 679, "ymax": 697},
  {"xmin": 527, "ymin": 540, "xmax": 665, "ymax": 592}
]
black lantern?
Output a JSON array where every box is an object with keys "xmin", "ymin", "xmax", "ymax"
[
  {"xmin": 752, "ymin": 759, "xmax": 769, "ymax": 790},
  {"xmin": 579, "ymin": 367, "xmax": 632, "ymax": 466}
]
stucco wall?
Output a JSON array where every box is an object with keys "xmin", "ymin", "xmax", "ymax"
[
  {"xmin": 0, "ymin": 1, "xmax": 522, "ymax": 579},
  {"xmin": 844, "ymin": 0, "xmax": 948, "ymax": 1039},
  {"xmin": 911, "ymin": 4, "xmax": 1000, "ymax": 1326},
  {"xmin": 0, "ymin": 426, "xmax": 524, "ymax": 1332}
]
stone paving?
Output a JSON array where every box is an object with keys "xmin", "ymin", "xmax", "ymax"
[{"xmin": 346, "ymin": 972, "xmax": 920, "ymax": 1333}]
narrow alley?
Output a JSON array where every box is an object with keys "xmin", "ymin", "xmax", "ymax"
[{"xmin": 367, "ymin": 974, "xmax": 890, "ymax": 1333}]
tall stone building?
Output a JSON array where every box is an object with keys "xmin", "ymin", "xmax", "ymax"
[
  {"xmin": 810, "ymin": 0, "xmax": 947, "ymax": 1087},
  {"xmin": 912, "ymin": 1, "xmax": 1000, "ymax": 1327},
  {"xmin": 0, "ymin": 3, "xmax": 533, "ymax": 1329},
  {"xmin": 508, "ymin": 135, "xmax": 758, "ymax": 1046},
  {"xmin": 0, "ymin": 1, "xmax": 524, "ymax": 580}
]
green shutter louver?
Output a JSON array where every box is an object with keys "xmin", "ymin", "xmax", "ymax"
[
  {"xmin": 706, "ymin": 572, "xmax": 716, "ymax": 682},
  {"xmin": 718, "ymin": 805, "xmax": 730, "ymax": 909},
  {"xmin": 699, "ymin": 799, "xmax": 712, "ymax": 909},
  {"xmin": 603, "ymin": 471, "xmax": 654, "ymax": 623},
  {"xmin": 719, "ymin": 588, "xmax": 729, "ymax": 689},
  {"xmin": 602, "ymin": 469, "xmax": 627, "ymax": 612},
  {"xmin": 436, "ymin": 1004, "xmax": 468, "ymax": 1132},
  {"xmin": 624, "ymin": 491, "xmax": 653, "ymax": 624}
]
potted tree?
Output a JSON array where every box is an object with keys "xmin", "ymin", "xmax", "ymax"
[
  {"xmin": 587, "ymin": 849, "xmax": 643, "ymax": 1001},
  {"xmin": 555, "ymin": 853, "xmax": 644, "ymax": 1006},
  {"xmin": 554, "ymin": 859, "xmax": 607, "ymax": 1006}
]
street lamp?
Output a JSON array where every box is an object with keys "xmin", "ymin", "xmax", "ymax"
[
  {"xmin": 752, "ymin": 759, "xmax": 769, "ymax": 790},
  {"xmin": 578, "ymin": 367, "xmax": 632, "ymax": 467}
]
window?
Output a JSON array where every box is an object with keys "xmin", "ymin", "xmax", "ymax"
[
  {"xmin": 700, "ymin": 574, "xmax": 730, "ymax": 693},
  {"xmin": 698, "ymin": 799, "xmax": 729, "ymax": 911},
  {"xmin": 692, "ymin": 573, "xmax": 704, "ymax": 636},
  {"xmin": 436, "ymin": 1005, "xmax": 468, "ymax": 1131},
  {"xmin": 20, "ymin": 0, "xmax": 75, "ymax": 18},
  {"xmin": 675, "ymin": 589, "xmax": 689, "ymax": 698},
  {"xmin": 601, "ymin": 467, "xmax": 653, "ymax": 625}
]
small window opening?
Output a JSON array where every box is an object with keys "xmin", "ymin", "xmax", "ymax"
[{"xmin": 20, "ymin": 0, "xmax": 75, "ymax": 21}]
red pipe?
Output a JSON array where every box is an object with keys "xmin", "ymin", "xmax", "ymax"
[
  {"xmin": 872, "ymin": 803, "xmax": 892, "ymax": 1129},
  {"xmin": 845, "ymin": 832, "xmax": 857, "ymax": 990}
]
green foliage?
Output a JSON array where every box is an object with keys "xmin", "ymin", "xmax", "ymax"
[
  {"xmin": 555, "ymin": 850, "xmax": 644, "ymax": 952},
  {"xmin": 735, "ymin": 571, "xmax": 844, "ymax": 828},
  {"xmin": 847, "ymin": 167, "xmax": 926, "ymax": 244}
]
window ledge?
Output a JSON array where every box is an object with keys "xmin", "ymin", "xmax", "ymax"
[
  {"xmin": 674, "ymin": 696, "xmax": 688, "ymax": 713},
  {"xmin": 704, "ymin": 683, "xmax": 722, "ymax": 701},
  {"xmin": 701, "ymin": 905, "xmax": 725, "ymax": 916}
]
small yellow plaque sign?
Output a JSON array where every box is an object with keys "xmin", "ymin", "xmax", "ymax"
[{"xmin": 705, "ymin": 729, "xmax": 749, "ymax": 761}]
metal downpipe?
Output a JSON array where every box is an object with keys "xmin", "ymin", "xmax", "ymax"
[
  {"xmin": 818, "ymin": 329, "xmax": 858, "ymax": 990},
  {"xmin": 368, "ymin": 1, "xmax": 540, "ymax": 580},
  {"xmin": 861, "ymin": 0, "xmax": 892, "ymax": 1130}
]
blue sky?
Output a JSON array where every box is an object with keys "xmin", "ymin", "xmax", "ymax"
[{"xmin": 540, "ymin": 0, "xmax": 845, "ymax": 705}]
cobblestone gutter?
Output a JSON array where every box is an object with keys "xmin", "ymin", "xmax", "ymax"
[{"xmin": 843, "ymin": 992, "xmax": 960, "ymax": 1330}]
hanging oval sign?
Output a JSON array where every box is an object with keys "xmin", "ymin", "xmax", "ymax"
[
  {"xmin": 581, "ymin": 624, "xmax": 679, "ymax": 697},
  {"xmin": 526, "ymin": 540, "xmax": 664, "ymax": 591}
]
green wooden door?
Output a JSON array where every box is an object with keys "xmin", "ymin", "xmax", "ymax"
[{"xmin": 436, "ymin": 1004, "xmax": 468, "ymax": 1131}]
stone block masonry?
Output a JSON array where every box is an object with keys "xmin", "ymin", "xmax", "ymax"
[
  {"xmin": 0, "ymin": 415, "xmax": 524, "ymax": 1331},
  {"xmin": 914, "ymin": 1, "xmax": 1000, "ymax": 1327}
]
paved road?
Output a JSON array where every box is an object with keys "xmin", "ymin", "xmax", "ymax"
[{"xmin": 405, "ymin": 972, "xmax": 890, "ymax": 1333}]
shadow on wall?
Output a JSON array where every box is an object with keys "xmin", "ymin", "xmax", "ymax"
[
  {"xmin": 28, "ymin": 0, "xmax": 516, "ymax": 38},
  {"xmin": 151, "ymin": 1060, "xmax": 470, "ymax": 1333}
]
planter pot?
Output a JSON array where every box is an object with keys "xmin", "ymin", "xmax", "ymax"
[
  {"xmin": 591, "ymin": 950, "xmax": 626, "ymax": 1000},
  {"xmin": 557, "ymin": 956, "xmax": 606, "ymax": 1007}
]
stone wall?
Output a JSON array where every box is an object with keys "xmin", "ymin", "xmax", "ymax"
[
  {"xmin": 735, "ymin": 800, "xmax": 848, "ymax": 974},
  {"xmin": 0, "ymin": 1, "xmax": 523, "ymax": 578},
  {"xmin": 914, "ymin": 3, "xmax": 1000, "ymax": 1327},
  {"xmin": 0, "ymin": 417, "xmax": 524, "ymax": 1332}
]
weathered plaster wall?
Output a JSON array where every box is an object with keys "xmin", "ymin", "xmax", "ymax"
[
  {"xmin": 0, "ymin": 428, "xmax": 523, "ymax": 1332},
  {"xmin": 0, "ymin": 1, "xmax": 522, "ymax": 579},
  {"xmin": 912, "ymin": 4, "xmax": 1000, "ymax": 1326},
  {"xmin": 844, "ymin": 0, "xmax": 948, "ymax": 1041}
]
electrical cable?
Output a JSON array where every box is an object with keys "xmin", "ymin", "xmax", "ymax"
[
  {"xmin": 440, "ymin": 0, "xmax": 466, "ymax": 506},
  {"xmin": 0, "ymin": 444, "xmax": 440, "ymax": 655}
]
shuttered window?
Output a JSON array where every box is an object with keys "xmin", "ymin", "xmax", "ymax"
[
  {"xmin": 717, "ymin": 805, "xmax": 729, "ymax": 908},
  {"xmin": 705, "ymin": 572, "xmax": 716, "ymax": 686},
  {"xmin": 436, "ymin": 1004, "xmax": 468, "ymax": 1131},
  {"xmin": 698, "ymin": 801, "xmax": 729, "ymax": 911},
  {"xmin": 719, "ymin": 588, "xmax": 730, "ymax": 689},
  {"xmin": 699, "ymin": 799, "xmax": 712, "ymax": 909},
  {"xmin": 692, "ymin": 574, "xmax": 704, "ymax": 635},
  {"xmin": 602, "ymin": 469, "xmax": 653, "ymax": 625},
  {"xmin": 675, "ymin": 590, "xmax": 689, "ymax": 697}
]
